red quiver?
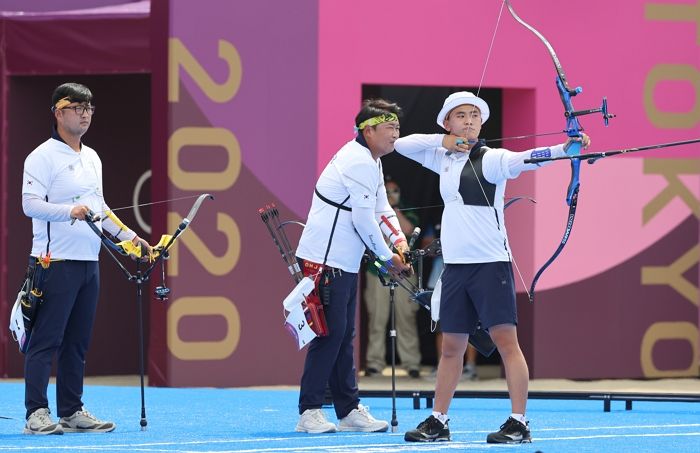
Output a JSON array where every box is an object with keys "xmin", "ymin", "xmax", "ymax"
[{"xmin": 301, "ymin": 260, "xmax": 329, "ymax": 337}]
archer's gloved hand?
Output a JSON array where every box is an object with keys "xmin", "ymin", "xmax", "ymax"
[
  {"xmin": 129, "ymin": 236, "xmax": 153, "ymax": 261},
  {"xmin": 394, "ymin": 239, "xmax": 410, "ymax": 261},
  {"xmin": 388, "ymin": 253, "xmax": 412, "ymax": 278}
]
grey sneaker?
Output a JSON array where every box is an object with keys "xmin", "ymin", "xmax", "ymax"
[
  {"xmin": 24, "ymin": 408, "xmax": 64, "ymax": 435},
  {"xmin": 338, "ymin": 404, "xmax": 388, "ymax": 432},
  {"xmin": 59, "ymin": 407, "xmax": 116, "ymax": 433},
  {"xmin": 462, "ymin": 364, "xmax": 478, "ymax": 381},
  {"xmin": 295, "ymin": 409, "xmax": 337, "ymax": 433}
]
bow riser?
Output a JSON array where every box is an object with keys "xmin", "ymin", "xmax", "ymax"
[{"xmin": 557, "ymin": 75, "xmax": 584, "ymax": 206}]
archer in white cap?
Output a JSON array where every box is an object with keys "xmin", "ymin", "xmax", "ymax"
[{"xmin": 397, "ymin": 91, "xmax": 590, "ymax": 445}]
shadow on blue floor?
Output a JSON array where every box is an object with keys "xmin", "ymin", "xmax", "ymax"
[{"xmin": 1, "ymin": 382, "xmax": 698, "ymax": 452}]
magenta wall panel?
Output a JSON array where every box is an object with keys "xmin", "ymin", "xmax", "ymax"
[
  {"xmin": 318, "ymin": 0, "xmax": 700, "ymax": 379},
  {"xmin": 3, "ymin": 0, "xmax": 694, "ymax": 383},
  {"xmin": 151, "ymin": 0, "xmax": 319, "ymax": 386},
  {"xmin": 149, "ymin": 0, "xmax": 698, "ymax": 384}
]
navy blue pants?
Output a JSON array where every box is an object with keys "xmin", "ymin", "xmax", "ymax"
[
  {"xmin": 24, "ymin": 259, "xmax": 100, "ymax": 419},
  {"xmin": 298, "ymin": 270, "xmax": 359, "ymax": 419}
]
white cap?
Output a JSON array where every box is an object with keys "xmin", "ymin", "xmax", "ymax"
[{"xmin": 436, "ymin": 91, "xmax": 490, "ymax": 128}]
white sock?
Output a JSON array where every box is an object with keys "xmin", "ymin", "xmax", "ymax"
[
  {"xmin": 511, "ymin": 413, "xmax": 527, "ymax": 425},
  {"xmin": 432, "ymin": 411, "xmax": 448, "ymax": 425}
]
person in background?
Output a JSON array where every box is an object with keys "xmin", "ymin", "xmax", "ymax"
[{"xmin": 364, "ymin": 178, "xmax": 422, "ymax": 378}]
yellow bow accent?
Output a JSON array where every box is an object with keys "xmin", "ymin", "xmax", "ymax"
[
  {"xmin": 109, "ymin": 234, "xmax": 175, "ymax": 262},
  {"xmin": 146, "ymin": 234, "xmax": 174, "ymax": 262},
  {"xmin": 116, "ymin": 240, "xmax": 143, "ymax": 258}
]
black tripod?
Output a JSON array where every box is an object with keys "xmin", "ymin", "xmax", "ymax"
[
  {"xmin": 374, "ymin": 242, "xmax": 426, "ymax": 432},
  {"xmin": 386, "ymin": 279, "xmax": 399, "ymax": 432},
  {"xmin": 85, "ymin": 194, "xmax": 213, "ymax": 430}
]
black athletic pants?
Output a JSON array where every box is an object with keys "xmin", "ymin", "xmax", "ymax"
[
  {"xmin": 298, "ymin": 269, "xmax": 360, "ymax": 419},
  {"xmin": 24, "ymin": 259, "xmax": 100, "ymax": 420}
]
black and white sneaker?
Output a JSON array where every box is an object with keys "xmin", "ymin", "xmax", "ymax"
[
  {"xmin": 486, "ymin": 417, "xmax": 532, "ymax": 444},
  {"xmin": 404, "ymin": 415, "xmax": 450, "ymax": 442}
]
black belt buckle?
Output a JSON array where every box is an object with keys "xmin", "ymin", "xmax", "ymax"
[
  {"xmin": 319, "ymin": 267, "xmax": 341, "ymax": 306},
  {"xmin": 326, "ymin": 267, "xmax": 342, "ymax": 278}
]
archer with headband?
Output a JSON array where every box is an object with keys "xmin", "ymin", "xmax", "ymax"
[{"xmin": 293, "ymin": 99, "xmax": 411, "ymax": 435}]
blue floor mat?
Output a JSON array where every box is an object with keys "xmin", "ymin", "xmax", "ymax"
[{"xmin": 1, "ymin": 382, "xmax": 698, "ymax": 452}]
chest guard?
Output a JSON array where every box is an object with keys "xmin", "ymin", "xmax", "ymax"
[{"xmin": 458, "ymin": 143, "xmax": 496, "ymax": 206}]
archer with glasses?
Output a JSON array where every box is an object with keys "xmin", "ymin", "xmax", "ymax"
[{"xmin": 18, "ymin": 83, "xmax": 150, "ymax": 435}]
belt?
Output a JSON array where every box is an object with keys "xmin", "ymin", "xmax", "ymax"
[{"xmin": 301, "ymin": 258, "xmax": 343, "ymax": 279}]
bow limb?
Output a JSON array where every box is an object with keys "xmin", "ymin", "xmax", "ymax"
[
  {"xmin": 528, "ymin": 186, "xmax": 579, "ymax": 303},
  {"xmin": 184, "ymin": 193, "xmax": 215, "ymax": 226},
  {"xmin": 143, "ymin": 193, "xmax": 214, "ymax": 277},
  {"xmin": 157, "ymin": 193, "xmax": 213, "ymax": 253},
  {"xmin": 505, "ymin": 0, "xmax": 568, "ymax": 86}
]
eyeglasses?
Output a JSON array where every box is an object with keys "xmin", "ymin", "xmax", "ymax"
[{"xmin": 62, "ymin": 105, "xmax": 96, "ymax": 115}]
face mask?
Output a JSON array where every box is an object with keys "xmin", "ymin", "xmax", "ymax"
[{"xmin": 387, "ymin": 189, "xmax": 400, "ymax": 205}]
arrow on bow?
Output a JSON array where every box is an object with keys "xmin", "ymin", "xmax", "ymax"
[{"xmin": 524, "ymin": 137, "xmax": 700, "ymax": 165}]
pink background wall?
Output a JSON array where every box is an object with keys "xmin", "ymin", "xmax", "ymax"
[
  {"xmin": 319, "ymin": 0, "xmax": 699, "ymax": 290},
  {"xmin": 318, "ymin": 0, "xmax": 700, "ymax": 378},
  {"xmin": 153, "ymin": 0, "xmax": 700, "ymax": 383},
  {"xmin": 320, "ymin": 0, "xmax": 700, "ymax": 378},
  {"xmin": 1, "ymin": 0, "xmax": 697, "ymax": 384}
]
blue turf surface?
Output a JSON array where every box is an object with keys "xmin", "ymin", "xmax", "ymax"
[{"xmin": 0, "ymin": 382, "xmax": 698, "ymax": 452}]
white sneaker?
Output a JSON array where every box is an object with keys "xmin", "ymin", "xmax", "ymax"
[
  {"xmin": 24, "ymin": 408, "xmax": 63, "ymax": 435},
  {"xmin": 295, "ymin": 409, "xmax": 337, "ymax": 433},
  {"xmin": 338, "ymin": 404, "xmax": 389, "ymax": 432},
  {"xmin": 59, "ymin": 407, "xmax": 115, "ymax": 433}
]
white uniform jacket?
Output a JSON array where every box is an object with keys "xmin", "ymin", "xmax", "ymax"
[
  {"xmin": 394, "ymin": 134, "xmax": 565, "ymax": 264},
  {"xmin": 296, "ymin": 138, "xmax": 405, "ymax": 273}
]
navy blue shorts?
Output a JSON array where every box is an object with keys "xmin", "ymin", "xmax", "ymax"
[{"xmin": 439, "ymin": 262, "xmax": 517, "ymax": 334}]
